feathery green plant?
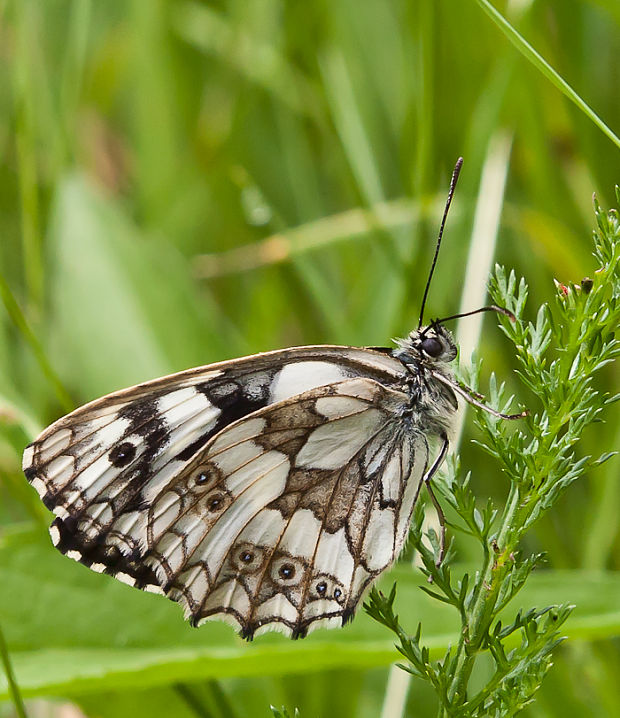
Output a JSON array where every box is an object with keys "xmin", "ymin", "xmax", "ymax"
[
  {"xmin": 365, "ymin": 191, "xmax": 620, "ymax": 716},
  {"xmin": 271, "ymin": 706, "xmax": 300, "ymax": 718}
]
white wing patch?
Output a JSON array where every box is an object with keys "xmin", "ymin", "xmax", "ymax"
[
  {"xmin": 295, "ymin": 408, "xmax": 386, "ymax": 469},
  {"xmin": 279, "ymin": 509, "xmax": 322, "ymax": 559},
  {"xmin": 269, "ymin": 361, "xmax": 351, "ymax": 403}
]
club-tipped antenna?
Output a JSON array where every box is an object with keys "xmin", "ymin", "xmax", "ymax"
[{"xmin": 418, "ymin": 157, "xmax": 464, "ymax": 329}]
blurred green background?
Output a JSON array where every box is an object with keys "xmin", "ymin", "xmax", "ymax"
[{"xmin": 0, "ymin": 1, "xmax": 619, "ymax": 716}]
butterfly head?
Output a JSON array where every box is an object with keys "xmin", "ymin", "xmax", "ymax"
[{"xmin": 394, "ymin": 323, "xmax": 457, "ymax": 366}]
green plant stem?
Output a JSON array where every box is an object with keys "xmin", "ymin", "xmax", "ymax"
[
  {"xmin": 0, "ymin": 622, "xmax": 28, "ymax": 718},
  {"xmin": 173, "ymin": 683, "xmax": 213, "ymax": 718},
  {"xmin": 369, "ymin": 203, "xmax": 618, "ymax": 714},
  {"xmin": 447, "ymin": 233, "xmax": 620, "ymax": 705},
  {"xmin": 444, "ymin": 484, "xmax": 521, "ymax": 709}
]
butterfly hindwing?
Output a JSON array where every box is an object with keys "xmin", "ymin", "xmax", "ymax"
[{"xmin": 135, "ymin": 377, "xmax": 426, "ymax": 638}]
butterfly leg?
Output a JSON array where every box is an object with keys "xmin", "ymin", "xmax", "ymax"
[{"xmin": 422, "ymin": 433, "xmax": 449, "ymax": 567}]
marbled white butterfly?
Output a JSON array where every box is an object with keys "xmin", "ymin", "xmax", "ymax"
[{"xmin": 23, "ymin": 159, "xmax": 525, "ymax": 639}]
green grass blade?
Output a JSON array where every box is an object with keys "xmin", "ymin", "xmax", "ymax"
[
  {"xmin": 474, "ymin": 0, "xmax": 620, "ymax": 150},
  {"xmin": 174, "ymin": 1, "xmax": 323, "ymax": 125},
  {"xmin": 0, "ymin": 271, "xmax": 73, "ymax": 413},
  {"xmin": 13, "ymin": 0, "xmax": 43, "ymax": 311},
  {"xmin": 192, "ymin": 199, "xmax": 421, "ymax": 278}
]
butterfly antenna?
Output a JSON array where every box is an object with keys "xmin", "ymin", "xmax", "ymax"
[
  {"xmin": 418, "ymin": 157, "xmax": 464, "ymax": 329},
  {"xmin": 434, "ymin": 304, "xmax": 516, "ymax": 325}
]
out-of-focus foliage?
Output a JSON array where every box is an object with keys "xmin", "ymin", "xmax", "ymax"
[{"xmin": 0, "ymin": 1, "xmax": 618, "ymax": 716}]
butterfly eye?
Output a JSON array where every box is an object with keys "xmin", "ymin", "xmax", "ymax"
[{"xmin": 421, "ymin": 336, "xmax": 443, "ymax": 358}]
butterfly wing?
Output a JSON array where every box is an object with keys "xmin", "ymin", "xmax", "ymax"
[{"xmin": 24, "ymin": 346, "xmax": 425, "ymax": 636}]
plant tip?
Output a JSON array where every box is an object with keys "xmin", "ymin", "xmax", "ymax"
[{"xmin": 581, "ymin": 277, "xmax": 593, "ymax": 294}]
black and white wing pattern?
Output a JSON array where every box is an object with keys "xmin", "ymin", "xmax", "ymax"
[{"xmin": 23, "ymin": 346, "xmax": 442, "ymax": 638}]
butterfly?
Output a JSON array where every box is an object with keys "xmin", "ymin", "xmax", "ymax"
[{"xmin": 23, "ymin": 159, "xmax": 525, "ymax": 639}]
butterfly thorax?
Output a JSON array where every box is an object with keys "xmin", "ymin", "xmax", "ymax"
[{"xmin": 392, "ymin": 324, "xmax": 458, "ymax": 436}]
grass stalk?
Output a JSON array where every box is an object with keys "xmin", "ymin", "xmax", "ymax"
[
  {"xmin": 13, "ymin": 0, "xmax": 43, "ymax": 312},
  {"xmin": 474, "ymin": 0, "xmax": 620, "ymax": 150},
  {"xmin": 0, "ymin": 271, "xmax": 73, "ymax": 413}
]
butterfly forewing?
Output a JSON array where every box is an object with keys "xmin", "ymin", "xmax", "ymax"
[
  {"xmin": 23, "ymin": 345, "xmax": 405, "ymax": 521},
  {"xmin": 23, "ymin": 346, "xmax": 434, "ymax": 637}
]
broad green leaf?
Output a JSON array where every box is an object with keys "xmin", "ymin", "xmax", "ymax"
[
  {"xmin": 1, "ymin": 528, "xmax": 620, "ymax": 699},
  {"xmin": 45, "ymin": 175, "xmax": 233, "ymax": 404}
]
